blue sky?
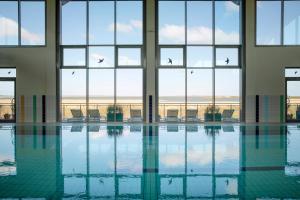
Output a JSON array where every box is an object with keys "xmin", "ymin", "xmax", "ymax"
[{"xmin": 0, "ymin": 1, "xmax": 45, "ymax": 45}]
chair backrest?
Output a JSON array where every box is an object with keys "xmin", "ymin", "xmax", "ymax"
[
  {"xmin": 187, "ymin": 109, "xmax": 198, "ymax": 118},
  {"xmin": 222, "ymin": 109, "xmax": 234, "ymax": 118},
  {"xmin": 167, "ymin": 109, "xmax": 178, "ymax": 118},
  {"xmin": 130, "ymin": 109, "xmax": 142, "ymax": 118},
  {"xmin": 71, "ymin": 109, "xmax": 83, "ymax": 118},
  {"xmin": 88, "ymin": 109, "xmax": 100, "ymax": 118}
]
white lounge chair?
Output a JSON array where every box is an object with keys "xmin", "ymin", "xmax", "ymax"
[
  {"xmin": 129, "ymin": 109, "xmax": 143, "ymax": 122},
  {"xmin": 222, "ymin": 109, "xmax": 235, "ymax": 122},
  {"xmin": 88, "ymin": 109, "xmax": 101, "ymax": 122},
  {"xmin": 166, "ymin": 109, "xmax": 180, "ymax": 122},
  {"xmin": 68, "ymin": 109, "xmax": 85, "ymax": 122},
  {"xmin": 186, "ymin": 109, "xmax": 199, "ymax": 122}
]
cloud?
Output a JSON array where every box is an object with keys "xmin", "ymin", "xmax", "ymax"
[
  {"xmin": 0, "ymin": 17, "xmax": 43, "ymax": 45},
  {"xmin": 225, "ymin": 2, "xmax": 239, "ymax": 13},
  {"xmin": 119, "ymin": 56, "xmax": 140, "ymax": 66},
  {"xmin": 159, "ymin": 24, "xmax": 239, "ymax": 44},
  {"xmin": 108, "ymin": 20, "xmax": 142, "ymax": 33}
]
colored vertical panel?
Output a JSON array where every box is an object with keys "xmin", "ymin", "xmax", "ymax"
[
  {"xmin": 42, "ymin": 95, "xmax": 46, "ymax": 123},
  {"xmin": 255, "ymin": 95, "xmax": 259, "ymax": 123},
  {"xmin": 280, "ymin": 95, "xmax": 284, "ymax": 123},
  {"xmin": 33, "ymin": 95, "xmax": 37, "ymax": 123},
  {"xmin": 20, "ymin": 95, "xmax": 25, "ymax": 123},
  {"xmin": 264, "ymin": 96, "xmax": 269, "ymax": 123}
]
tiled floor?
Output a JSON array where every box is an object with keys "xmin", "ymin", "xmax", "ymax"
[{"xmin": 0, "ymin": 124, "xmax": 300, "ymax": 199}]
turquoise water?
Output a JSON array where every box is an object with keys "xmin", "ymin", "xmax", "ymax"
[{"xmin": 0, "ymin": 124, "xmax": 299, "ymax": 199}]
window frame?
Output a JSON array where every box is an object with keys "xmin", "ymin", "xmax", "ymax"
[
  {"xmin": 0, "ymin": 0, "xmax": 46, "ymax": 47},
  {"xmin": 156, "ymin": 0, "xmax": 243, "ymax": 122},
  {"xmin": 59, "ymin": 0, "xmax": 145, "ymax": 122},
  {"xmin": 255, "ymin": 0, "xmax": 300, "ymax": 46}
]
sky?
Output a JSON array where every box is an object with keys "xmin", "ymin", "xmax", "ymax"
[{"xmin": 0, "ymin": 1, "xmax": 45, "ymax": 45}]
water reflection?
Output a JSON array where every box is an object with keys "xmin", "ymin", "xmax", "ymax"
[{"xmin": 0, "ymin": 124, "xmax": 299, "ymax": 199}]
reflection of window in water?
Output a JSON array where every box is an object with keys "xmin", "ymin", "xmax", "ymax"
[
  {"xmin": 0, "ymin": 126, "xmax": 16, "ymax": 176},
  {"xmin": 285, "ymin": 126, "xmax": 300, "ymax": 176}
]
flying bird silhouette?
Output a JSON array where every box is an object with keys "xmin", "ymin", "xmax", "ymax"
[
  {"xmin": 190, "ymin": 70, "xmax": 194, "ymax": 74},
  {"xmin": 295, "ymin": 71, "xmax": 298, "ymax": 74},
  {"xmin": 225, "ymin": 58, "xmax": 230, "ymax": 65},
  {"xmin": 190, "ymin": 169, "xmax": 194, "ymax": 173},
  {"xmin": 8, "ymin": 71, "xmax": 11, "ymax": 74},
  {"xmin": 168, "ymin": 58, "xmax": 172, "ymax": 65},
  {"xmin": 99, "ymin": 178, "xmax": 104, "ymax": 184},
  {"xmin": 98, "ymin": 58, "xmax": 104, "ymax": 63},
  {"xmin": 168, "ymin": 178, "xmax": 173, "ymax": 185},
  {"xmin": 72, "ymin": 71, "xmax": 75, "ymax": 75}
]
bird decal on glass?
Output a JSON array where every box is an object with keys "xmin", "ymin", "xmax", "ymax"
[
  {"xmin": 8, "ymin": 71, "xmax": 11, "ymax": 74},
  {"xmin": 98, "ymin": 58, "xmax": 104, "ymax": 64},
  {"xmin": 225, "ymin": 58, "xmax": 230, "ymax": 65},
  {"xmin": 168, "ymin": 58, "xmax": 173, "ymax": 65},
  {"xmin": 295, "ymin": 71, "xmax": 298, "ymax": 75},
  {"xmin": 72, "ymin": 71, "xmax": 75, "ymax": 75},
  {"xmin": 190, "ymin": 70, "xmax": 194, "ymax": 75},
  {"xmin": 168, "ymin": 178, "xmax": 173, "ymax": 185}
]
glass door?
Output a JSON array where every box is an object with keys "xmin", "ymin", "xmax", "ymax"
[
  {"xmin": 286, "ymin": 79, "xmax": 300, "ymax": 122},
  {"xmin": 0, "ymin": 79, "xmax": 15, "ymax": 122}
]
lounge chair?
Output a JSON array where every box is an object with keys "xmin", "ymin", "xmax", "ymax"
[
  {"xmin": 222, "ymin": 109, "xmax": 235, "ymax": 122},
  {"xmin": 167, "ymin": 125, "xmax": 179, "ymax": 132},
  {"xmin": 187, "ymin": 125, "xmax": 198, "ymax": 132},
  {"xmin": 130, "ymin": 125, "xmax": 142, "ymax": 132},
  {"xmin": 129, "ymin": 109, "xmax": 143, "ymax": 122},
  {"xmin": 186, "ymin": 109, "xmax": 199, "ymax": 122},
  {"xmin": 68, "ymin": 109, "xmax": 85, "ymax": 122},
  {"xmin": 88, "ymin": 109, "xmax": 101, "ymax": 122},
  {"xmin": 89, "ymin": 125, "xmax": 100, "ymax": 132},
  {"xmin": 166, "ymin": 109, "xmax": 180, "ymax": 122},
  {"xmin": 222, "ymin": 125, "xmax": 235, "ymax": 132}
]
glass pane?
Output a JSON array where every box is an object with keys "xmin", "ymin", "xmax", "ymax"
[
  {"xmin": 187, "ymin": 69, "xmax": 213, "ymax": 122},
  {"xmin": 0, "ymin": 68, "xmax": 16, "ymax": 78},
  {"xmin": 0, "ymin": 81, "xmax": 15, "ymax": 121},
  {"xmin": 187, "ymin": 46, "xmax": 213, "ymax": 68},
  {"xmin": 62, "ymin": 1, "xmax": 87, "ymax": 45},
  {"xmin": 216, "ymin": 48, "xmax": 239, "ymax": 66},
  {"xmin": 89, "ymin": 1, "xmax": 114, "ymax": 45},
  {"xmin": 215, "ymin": 69, "xmax": 240, "ymax": 122},
  {"xmin": 287, "ymin": 81, "xmax": 300, "ymax": 121},
  {"xmin": 63, "ymin": 48, "xmax": 86, "ymax": 66},
  {"xmin": 89, "ymin": 69, "xmax": 114, "ymax": 122},
  {"xmin": 256, "ymin": 1, "xmax": 281, "ymax": 45},
  {"xmin": 20, "ymin": 1, "xmax": 45, "ymax": 45},
  {"xmin": 187, "ymin": 1, "xmax": 212, "ymax": 44},
  {"xmin": 116, "ymin": 69, "xmax": 143, "ymax": 122},
  {"xmin": 0, "ymin": 1, "xmax": 18, "ymax": 45},
  {"xmin": 215, "ymin": 1, "xmax": 240, "ymax": 45},
  {"xmin": 61, "ymin": 69, "xmax": 86, "ymax": 122},
  {"xmin": 285, "ymin": 68, "xmax": 300, "ymax": 78},
  {"xmin": 118, "ymin": 48, "xmax": 141, "ymax": 66},
  {"xmin": 284, "ymin": 1, "xmax": 300, "ymax": 45},
  {"xmin": 159, "ymin": 69, "xmax": 185, "ymax": 122},
  {"xmin": 160, "ymin": 48, "xmax": 183, "ymax": 66},
  {"xmin": 89, "ymin": 46, "xmax": 114, "ymax": 68},
  {"xmin": 116, "ymin": 1, "xmax": 143, "ymax": 44},
  {"xmin": 159, "ymin": 1, "xmax": 185, "ymax": 44}
]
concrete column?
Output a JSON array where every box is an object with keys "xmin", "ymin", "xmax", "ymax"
[{"xmin": 145, "ymin": 0, "xmax": 156, "ymax": 123}]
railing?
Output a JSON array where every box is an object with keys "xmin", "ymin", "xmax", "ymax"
[{"xmin": 61, "ymin": 102, "xmax": 240, "ymax": 122}]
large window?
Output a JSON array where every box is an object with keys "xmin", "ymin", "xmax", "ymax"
[
  {"xmin": 0, "ymin": 0, "xmax": 45, "ymax": 46},
  {"xmin": 60, "ymin": 0, "xmax": 144, "ymax": 122},
  {"xmin": 158, "ymin": 0, "xmax": 242, "ymax": 122},
  {"xmin": 256, "ymin": 0, "xmax": 300, "ymax": 45}
]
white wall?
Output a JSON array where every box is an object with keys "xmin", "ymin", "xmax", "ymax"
[
  {"xmin": 0, "ymin": 0, "xmax": 56, "ymax": 122},
  {"xmin": 245, "ymin": 0, "xmax": 300, "ymax": 122}
]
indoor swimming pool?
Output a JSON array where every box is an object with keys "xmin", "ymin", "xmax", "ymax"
[{"xmin": 0, "ymin": 124, "xmax": 299, "ymax": 199}]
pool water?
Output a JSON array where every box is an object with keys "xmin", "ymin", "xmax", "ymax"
[{"xmin": 0, "ymin": 124, "xmax": 300, "ymax": 199}]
